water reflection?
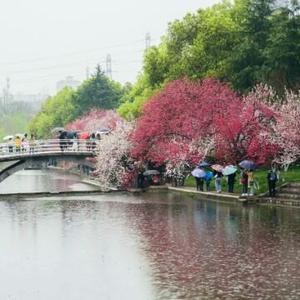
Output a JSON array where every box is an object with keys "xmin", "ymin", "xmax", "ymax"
[
  {"xmin": 0, "ymin": 169, "xmax": 98, "ymax": 193},
  {"xmin": 0, "ymin": 192, "xmax": 300, "ymax": 299}
]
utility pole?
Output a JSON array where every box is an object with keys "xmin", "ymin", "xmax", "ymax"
[
  {"xmin": 145, "ymin": 32, "xmax": 151, "ymax": 50},
  {"xmin": 3, "ymin": 77, "xmax": 10, "ymax": 106},
  {"xmin": 106, "ymin": 54, "xmax": 112, "ymax": 79}
]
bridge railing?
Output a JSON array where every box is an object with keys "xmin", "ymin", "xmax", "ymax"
[{"xmin": 0, "ymin": 139, "xmax": 99, "ymax": 157}]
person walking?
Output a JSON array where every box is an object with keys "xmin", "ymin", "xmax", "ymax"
[
  {"xmin": 195, "ymin": 177, "xmax": 204, "ymax": 191},
  {"xmin": 22, "ymin": 133, "xmax": 29, "ymax": 152},
  {"xmin": 15, "ymin": 135, "xmax": 21, "ymax": 152},
  {"xmin": 8, "ymin": 138, "xmax": 14, "ymax": 153},
  {"xmin": 247, "ymin": 170, "xmax": 255, "ymax": 196},
  {"xmin": 204, "ymin": 171, "xmax": 213, "ymax": 192},
  {"xmin": 29, "ymin": 134, "xmax": 36, "ymax": 154},
  {"xmin": 214, "ymin": 171, "xmax": 223, "ymax": 193},
  {"xmin": 59, "ymin": 131, "xmax": 67, "ymax": 151},
  {"xmin": 267, "ymin": 166, "xmax": 279, "ymax": 197},
  {"xmin": 241, "ymin": 169, "xmax": 248, "ymax": 196},
  {"xmin": 227, "ymin": 172, "xmax": 236, "ymax": 193}
]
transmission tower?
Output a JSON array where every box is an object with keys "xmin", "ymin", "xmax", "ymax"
[
  {"xmin": 145, "ymin": 32, "xmax": 151, "ymax": 50},
  {"xmin": 3, "ymin": 78, "xmax": 10, "ymax": 106},
  {"xmin": 86, "ymin": 66, "xmax": 90, "ymax": 80},
  {"xmin": 106, "ymin": 54, "xmax": 112, "ymax": 79}
]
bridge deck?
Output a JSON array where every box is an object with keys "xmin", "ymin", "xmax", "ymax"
[{"xmin": 0, "ymin": 139, "xmax": 98, "ymax": 162}]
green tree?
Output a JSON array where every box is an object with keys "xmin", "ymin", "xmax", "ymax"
[
  {"xmin": 71, "ymin": 66, "xmax": 122, "ymax": 119},
  {"xmin": 29, "ymin": 88, "xmax": 74, "ymax": 137},
  {"xmin": 29, "ymin": 66, "xmax": 125, "ymax": 137},
  {"xmin": 263, "ymin": 2, "xmax": 300, "ymax": 91}
]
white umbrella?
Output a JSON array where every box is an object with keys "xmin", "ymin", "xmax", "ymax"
[
  {"xmin": 192, "ymin": 168, "xmax": 206, "ymax": 178},
  {"xmin": 3, "ymin": 135, "xmax": 14, "ymax": 141}
]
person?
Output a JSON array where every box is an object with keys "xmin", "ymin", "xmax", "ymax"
[
  {"xmin": 22, "ymin": 133, "xmax": 29, "ymax": 152},
  {"xmin": 240, "ymin": 169, "xmax": 248, "ymax": 196},
  {"xmin": 15, "ymin": 135, "xmax": 21, "ymax": 152},
  {"xmin": 195, "ymin": 177, "xmax": 204, "ymax": 191},
  {"xmin": 227, "ymin": 171, "xmax": 236, "ymax": 193},
  {"xmin": 247, "ymin": 170, "xmax": 255, "ymax": 196},
  {"xmin": 90, "ymin": 133, "xmax": 97, "ymax": 152},
  {"xmin": 59, "ymin": 130, "xmax": 67, "ymax": 151},
  {"xmin": 29, "ymin": 134, "xmax": 36, "ymax": 154},
  {"xmin": 214, "ymin": 170, "xmax": 223, "ymax": 193},
  {"xmin": 204, "ymin": 171, "xmax": 213, "ymax": 191},
  {"xmin": 267, "ymin": 165, "xmax": 279, "ymax": 197},
  {"xmin": 8, "ymin": 138, "xmax": 14, "ymax": 153}
]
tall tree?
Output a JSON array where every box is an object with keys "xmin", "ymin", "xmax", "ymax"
[
  {"xmin": 72, "ymin": 66, "xmax": 122, "ymax": 119},
  {"xmin": 263, "ymin": 2, "xmax": 300, "ymax": 91}
]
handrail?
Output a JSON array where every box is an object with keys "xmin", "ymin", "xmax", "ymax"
[{"xmin": 0, "ymin": 139, "xmax": 99, "ymax": 157}]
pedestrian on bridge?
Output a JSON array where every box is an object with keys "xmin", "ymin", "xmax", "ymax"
[
  {"xmin": 15, "ymin": 136, "xmax": 21, "ymax": 152},
  {"xmin": 22, "ymin": 133, "xmax": 29, "ymax": 152},
  {"xmin": 29, "ymin": 134, "xmax": 36, "ymax": 154}
]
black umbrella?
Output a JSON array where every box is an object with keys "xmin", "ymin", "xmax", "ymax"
[{"xmin": 143, "ymin": 170, "xmax": 160, "ymax": 176}]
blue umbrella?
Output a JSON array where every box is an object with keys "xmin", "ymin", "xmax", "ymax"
[
  {"xmin": 198, "ymin": 161, "xmax": 211, "ymax": 168},
  {"xmin": 204, "ymin": 171, "xmax": 213, "ymax": 181},
  {"xmin": 239, "ymin": 160, "xmax": 256, "ymax": 170},
  {"xmin": 192, "ymin": 168, "xmax": 206, "ymax": 178},
  {"xmin": 222, "ymin": 165, "xmax": 238, "ymax": 176}
]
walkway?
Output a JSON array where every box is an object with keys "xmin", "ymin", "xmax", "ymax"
[{"xmin": 167, "ymin": 186, "xmax": 251, "ymax": 203}]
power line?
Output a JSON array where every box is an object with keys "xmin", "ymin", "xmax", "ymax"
[{"xmin": 0, "ymin": 38, "xmax": 149, "ymax": 66}]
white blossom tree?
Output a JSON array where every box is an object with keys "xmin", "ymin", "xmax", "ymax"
[
  {"xmin": 270, "ymin": 90, "xmax": 300, "ymax": 170},
  {"xmin": 95, "ymin": 122, "xmax": 134, "ymax": 190}
]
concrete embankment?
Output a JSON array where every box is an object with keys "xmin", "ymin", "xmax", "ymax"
[
  {"xmin": 129, "ymin": 185, "xmax": 258, "ymax": 204},
  {"xmin": 0, "ymin": 189, "xmax": 117, "ymax": 200}
]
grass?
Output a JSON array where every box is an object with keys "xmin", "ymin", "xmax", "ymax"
[{"xmin": 184, "ymin": 166, "xmax": 300, "ymax": 195}]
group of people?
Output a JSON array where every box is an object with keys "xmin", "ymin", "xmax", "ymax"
[
  {"xmin": 194, "ymin": 168, "xmax": 237, "ymax": 194},
  {"xmin": 57, "ymin": 131, "xmax": 100, "ymax": 152},
  {"xmin": 193, "ymin": 162, "xmax": 280, "ymax": 197},
  {"xmin": 6, "ymin": 133, "xmax": 36, "ymax": 153}
]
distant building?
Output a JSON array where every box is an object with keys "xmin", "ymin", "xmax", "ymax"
[
  {"xmin": 13, "ymin": 93, "xmax": 49, "ymax": 103},
  {"xmin": 56, "ymin": 76, "xmax": 81, "ymax": 92}
]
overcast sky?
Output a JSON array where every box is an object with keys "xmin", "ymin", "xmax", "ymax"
[{"xmin": 0, "ymin": 0, "xmax": 218, "ymax": 95}]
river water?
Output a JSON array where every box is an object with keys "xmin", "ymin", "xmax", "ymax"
[{"xmin": 0, "ymin": 170, "xmax": 300, "ymax": 299}]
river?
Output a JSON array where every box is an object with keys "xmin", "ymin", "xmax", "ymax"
[{"xmin": 0, "ymin": 170, "xmax": 300, "ymax": 299}]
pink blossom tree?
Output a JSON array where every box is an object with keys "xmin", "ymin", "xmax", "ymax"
[
  {"xmin": 131, "ymin": 78, "xmax": 240, "ymax": 168},
  {"xmin": 214, "ymin": 85, "xmax": 278, "ymax": 165},
  {"xmin": 65, "ymin": 109, "xmax": 123, "ymax": 132}
]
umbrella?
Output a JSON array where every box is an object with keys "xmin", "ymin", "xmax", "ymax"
[
  {"xmin": 66, "ymin": 131, "xmax": 77, "ymax": 139},
  {"xmin": 79, "ymin": 132, "xmax": 90, "ymax": 139},
  {"xmin": 222, "ymin": 165, "xmax": 238, "ymax": 176},
  {"xmin": 192, "ymin": 168, "xmax": 206, "ymax": 178},
  {"xmin": 204, "ymin": 171, "xmax": 214, "ymax": 181},
  {"xmin": 51, "ymin": 127, "xmax": 65, "ymax": 134},
  {"xmin": 3, "ymin": 135, "xmax": 14, "ymax": 141},
  {"xmin": 143, "ymin": 170, "xmax": 160, "ymax": 176},
  {"xmin": 198, "ymin": 161, "xmax": 211, "ymax": 168},
  {"xmin": 211, "ymin": 164, "xmax": 224, "ymax": 172},
  {"xmin": 239, "ymin": 160, "xmax": 256, "ymax": 170},
  {"xmin": 96, "ymin": 128, "xmax": 111, "ymax": 135}
]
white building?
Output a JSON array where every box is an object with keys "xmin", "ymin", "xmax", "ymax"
[{"xmin": 56, "ymin": 76, "xmax": 81, "ymax": 92}]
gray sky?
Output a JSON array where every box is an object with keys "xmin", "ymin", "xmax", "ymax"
[{"xmin": 0, "ymin": 0, "xmax": 218, "ymax": 95}]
